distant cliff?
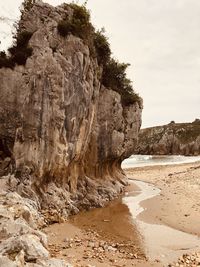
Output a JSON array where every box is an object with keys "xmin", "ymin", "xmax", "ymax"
[
  {"xmin": 136, "ymin": 120, "xmax": 200, "ymax": 156},
  {"xmin": 0, "ymin": 1, "xmax": 142, "ymax": 215}
]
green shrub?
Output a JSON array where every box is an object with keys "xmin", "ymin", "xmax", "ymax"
[
  {"xmin": 176, "ymin": 124, "xmax": 200, "ymax": 143},
  {"xmin": 57, "ymin": 4, "xmax": 93, "ymax": 40},
  {"xmin": 0, "ymin": 52, "xmax": 14, "ymax": 69},
  {"xmin": 9, "ymin": 30, "xmax": 33, "ymax": 66},
  {"xmin": 11, "ymin": 47, "xmax": 33, "ymax": 65},
  {"xmin": 93, "ymin": 29, "xmax": 111, "ymax": 66},
  {"xmin": 57, "ymin": 20, "xmax": 72, "ymax": 37},
  {"xmin": 57, "ymin": 1, "xmax": 140, "ymax": 107},
  {"xmin": 102, "ymin": 58, "xmax": 141, "ymax": 106},
  {"xmin": 58, "ymin": 3, "xmax": 141, "ymax": 107},
  {"xmin": 21, "ymin": 0, "xmax": 36, "ymax": 12},
  {"xmin": 121, "ymin": 86, "xmax": 141, "ymax": 106},
  {"xmin": 0, "ymin": 30, "xmax": 33, "ymax": 69},
  {"xmin": 58, "ymin": 5, "xmax": 111, "ymax": 65},
  {"xmin": 16, "ymin": 30, "xmax": 33, "ymax": 47},
  {"xmin": 102, "ymin": 59, "xmax": 129, "ymax": 89},
  {"xmin": 68, "ymin": 3, "xmax": 90, "ymax": 23}
]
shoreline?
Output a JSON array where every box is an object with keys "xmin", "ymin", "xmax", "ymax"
[
  {"xmin": 125, "ymin": 161, "xmax": 200, "ymax": 237},
  {"xmin": 44, "ymin": 160, "xmax": 200, "ymax": 267},
  {"xmin": 125, "ymin": 177, "xmax": 200, "ymax": 265},
  {"xmin": 45, "ymin": 182, "xmax": 150, "ymax": 267}
]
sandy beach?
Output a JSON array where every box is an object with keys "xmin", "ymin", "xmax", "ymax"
[
  {"xmin": 126, "ymin": 161, "xmax": 200, "ymax": 236},
  {"xmin": 45, "ymin": 161, "xmax": 200, "ymax": 267}
]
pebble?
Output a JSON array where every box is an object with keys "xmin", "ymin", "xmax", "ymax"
[{"xmin": 170, "ymin": 252, "xmax": 200, "ymax": 267}]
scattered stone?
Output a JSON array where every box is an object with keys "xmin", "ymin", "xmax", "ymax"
[
  {"xmin": 0, "ymin": 180, "xmax": 71, "ymax": 267},
  {"xmin": 170, "ymin": 252, "xmax": 200, "ymax": 267}
]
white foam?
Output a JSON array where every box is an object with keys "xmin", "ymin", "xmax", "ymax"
[{"xmin": 122, "ymin": 155, "xmax": 200, "ymax": 168}]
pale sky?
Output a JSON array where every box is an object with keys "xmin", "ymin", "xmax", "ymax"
[{"xmin": 0, "ymin": 0, "xmax": 200, "ymax": 128}]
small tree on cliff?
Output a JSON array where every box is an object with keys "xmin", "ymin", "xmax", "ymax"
[
  {"xmin": 0, "ymin": 0, "xmax": 34, "ymax": 69},
  {"xmin": 22, "ymin": 0, "xmax": 36, "ymax": 12}
]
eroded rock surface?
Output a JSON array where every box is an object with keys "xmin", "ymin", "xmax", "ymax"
[
  {"xmin": 136, "ymin": 121, "xmax": 200, "ymax": 156},
  {"xmin": 0, "ymin": 1, "xmax": 142, "ymax": 266},
  {"xmin": 0, "ymin": 1, "xmax": 142, "ymax": 215},
  {"xmin": 0, "ymin": 183, "xmax": 73, "ymax": 266}
]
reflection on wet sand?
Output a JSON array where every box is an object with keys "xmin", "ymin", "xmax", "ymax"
[
  {"xmin": 124, "ymin": 180, "xmax": 200, "ymax": 265},
  {"xmin": 71, "ymin": 183, "xmax": 144, "ymax": 258}
]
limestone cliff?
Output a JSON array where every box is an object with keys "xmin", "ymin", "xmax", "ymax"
[
  {"xmin": 0, "ymin": 1, "xmax": 142, "ymax": 216},
  {"xmin": 136, "ymin": 121, "xmax": 200, "ymax": 156}
]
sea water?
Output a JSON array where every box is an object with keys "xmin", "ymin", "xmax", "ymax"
[{"xmin": 122, "ymin": 155, "xmax": 200, "ymax": 168}]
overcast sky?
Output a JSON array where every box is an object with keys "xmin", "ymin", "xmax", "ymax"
[{"xmin": 0, "ymin": 0, "xmax": 200, "ymax": 128}]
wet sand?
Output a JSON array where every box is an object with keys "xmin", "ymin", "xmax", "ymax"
[
  {"xmin": 45, "ymin": 182, "xmax": 156, "ymax": 266},
  {"xmin": 124, "ymin": 179, "xmax": 200, "ymax": 265},
  {"xmin": 126, "ymin": 162, "xmax": 200, "ymax": 236},
  {"xmin": 45, "ymin": 161, "xmax": 200, "ymax": 267}
]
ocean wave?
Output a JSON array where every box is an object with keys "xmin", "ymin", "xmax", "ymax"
[{"xmin": 122, "ymin": 155, "xmax": 200, "ymax": 168}]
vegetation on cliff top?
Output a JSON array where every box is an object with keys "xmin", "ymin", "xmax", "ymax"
[
  {"xmin": 0, "ymin": 0, "xmax": 34, "ymax": 69},
  {"xmin": 136, "ymin": 120, "xmax": 200, "ymax": 156},
  {"xmin": 174, "ymin": 121, "xmax": 200, "ymax": 143},
  {"xmin": 140, "ymin": 120, "xmax": 200, "ymax": 144},
  {"xmin": 101, "ymin": 59, "xmax": 141, "ymax": 106},
  {"xmin": 21, "ymin": 0, "xmax": 36, "ymax": 11},
  {"xmin": 57, "ymin": 3, "xmax": 141, "ymax": 107},
  {"xmin": 0, "ymin": 30, "xmax": 33, "ymax": 69},
  {"xmin": 0, "ymin": 1, "xmax": 141, "ymax": 107}
]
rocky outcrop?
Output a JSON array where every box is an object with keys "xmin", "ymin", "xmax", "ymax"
[
  {"xmin": 0, "ymin": 178, "xmax": 72, "ymax": 266},
  {"xmin": 0, "ymin": 2, "xmax": 142, "ymax": 266},
  {"xmin": 136, "ymin": 121, "xmax": 200, "ymax": 156},
  {"xmin": 0, "ymin": 1, "xmax": 142, "ymax": 216}
]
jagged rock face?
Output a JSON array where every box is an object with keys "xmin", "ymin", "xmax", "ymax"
[
  {"xmin": 136, "ymin": 122, "xmax": 200, "ymax": 156},
  {"xmin": 0, "ymin": 1, "xmax": 142, "ymax": 212},
  {"xmin": 0, "ymin": 180, "xmax": 72, "ymax": 266},
  {"xmin": 84, "ymin": 87, "xmax": 141, "ymax": 179}
]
